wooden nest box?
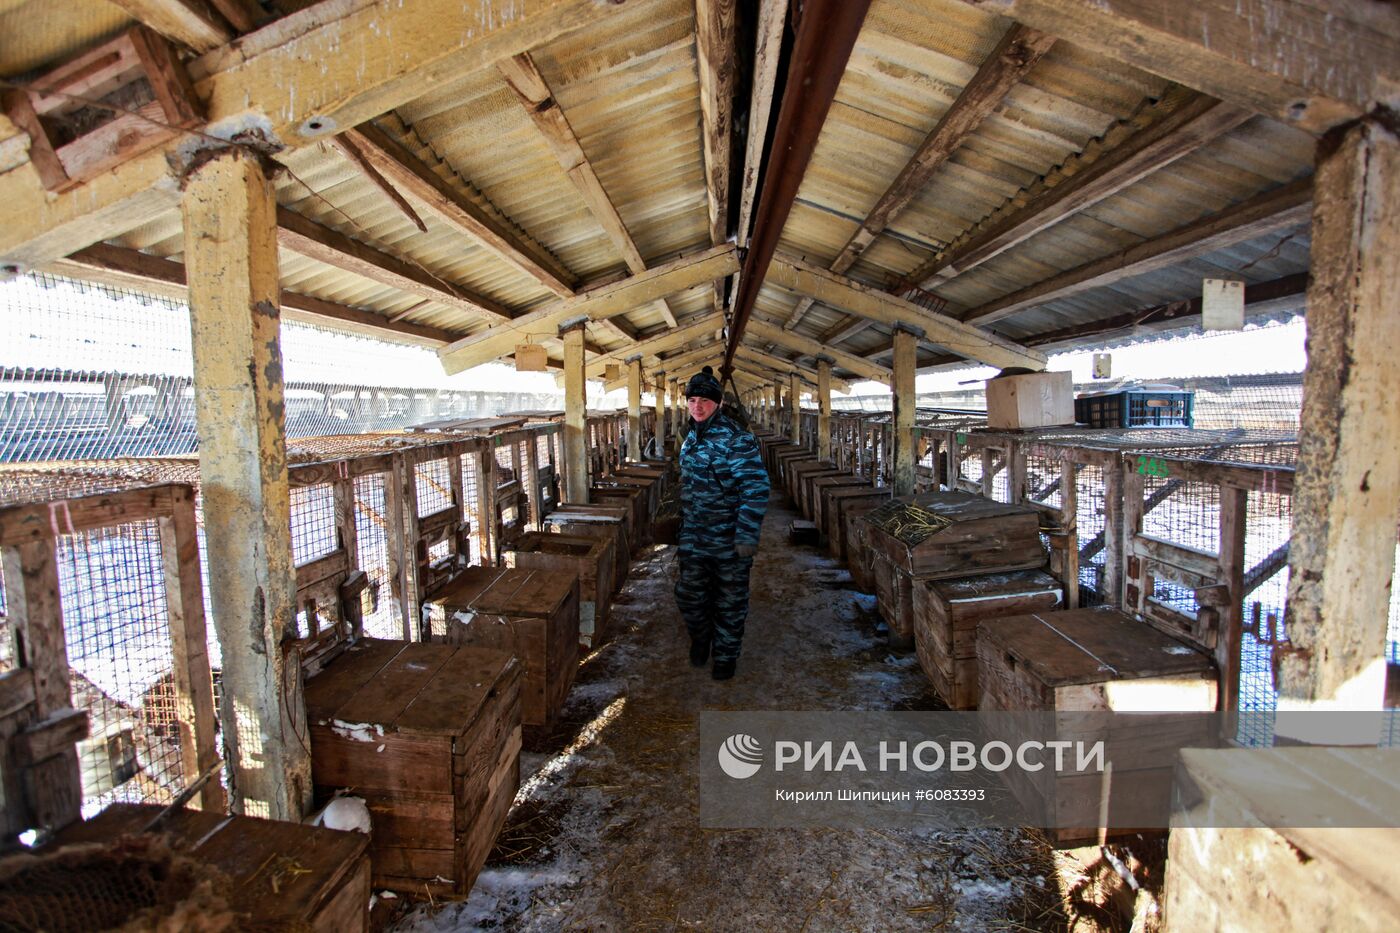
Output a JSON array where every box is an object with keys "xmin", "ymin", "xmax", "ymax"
[{"xmin": 2, "ymin": 27, "xmax": 203, "ymax": 193}]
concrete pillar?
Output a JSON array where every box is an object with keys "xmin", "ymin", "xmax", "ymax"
[
  {"xmin": 182, "ymin": 148, "xmax": 309, "ymax": 820},
  {"xmin": 788, "ymin": 372, "xmax": 801, "ymax": 444},
  {"xmin": 1277, "ymin": 117, "xmax": 1400, "ymax": 719},
  {"xmin": 892, "ymin": 325, "xmax": 918, "ymax": 497},
  {"xmin": 817, "ymin": 358, "xmax": 832, "ymax": 461},
  {"xmin": 626, "ymin": 356, "xmax": 642, "ymax": 461},
  {"xmin": 562, "ymin": 322, "xmax": 589, "ymax": 502}
]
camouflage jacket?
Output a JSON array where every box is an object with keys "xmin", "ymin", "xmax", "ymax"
[{"xmin": 678, "ymin": 412, "xmax": 770, "ymax": 557}]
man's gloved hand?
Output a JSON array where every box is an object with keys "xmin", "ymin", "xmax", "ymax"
[{"xmin": 734, "ymin": 542, "xmax": 757, "ymax": 558}]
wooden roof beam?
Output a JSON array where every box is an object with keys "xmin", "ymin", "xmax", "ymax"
[
  {"xmin": 735, "ymin": 0, "xmax": 787, "ymax": 250},
  {"xmin": 586, "ymin": 313, "xmax": 724, "ymax": 378},
  {"xmin": 769, "ymin": 253, "xmax": 1045, "ymax": 370},
  {"xmin": 786, "ymin": 23, "xmax": 1054, "ymax": 334},
  {"xmin": 745, "ymin": 319, "xmax": 892, "ymax": 386},
  {"xmin": 696, "ymin": 0, "xmax": 737, "ymax": 315},
  {"xmin": 903, "ymin": 91, "xmax": 1254, "ymax": 291},
  {"xmin": 961, "ymin": 177, "xmax": 1313, "ymax": 326},
  {"xmin": 107, "ymin": 0, "xmax": 233, "ymax": 52},
  {"xmin": 439, "ymin": 244, "xmax": 739, "ymax": 374},
  {"xmin": 0, "ymin": 0, "xmax": 621, "ymax": 272},
  {"xmin": 959, "ymin": 0, "xmax": 1399, "ymax": 134},
  {"xmin": 275, "ymin": 206, "xmax": 513, "ymax": 323},
  {"xmin": 736, "ymin": 346, "xmax": 852, "ymax": 393},
  {"xmin": 53, "ymin": 243, "xmax": 460, "ymax": 347},
  {"xmin": 340, "ymin": 120, "xmax": 578, "ymax": 297},
  {"xmin": 497, "ymin": 51, "xmax": 682, "ymax": 328}
]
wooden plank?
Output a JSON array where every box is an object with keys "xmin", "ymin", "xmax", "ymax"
[
  {"xmin": 909, "ymin": 92, "xmax": 1252, "ymax": 287},
  {"xmin": 183, "ymin": 149, "xmax": 308, "ymax": 819},
  {"xmin": 159, "ymin": 488, "xmax": 224, "ymax": 811},
  {"xmin": 13, "ymin": 709, "xmax": 89, "ymax": 766},
  {"xmin": 56, "ymin": 243, "xmax": 458, "ymax": 346},
  {"xmin": 961, "ymin": 179, "xmax": 1314, "ymax": 325},
  {"xmin": 736, "ymin": 0, "xmax": 787, "ymax": 248},
  {"xmin": 832, "ymin": 25, "xmax": 1055, "ymax": 275},
  {"xmin": 695, "ymin": 0, "xmax": 737, "ymax": 249},
  {"xmin": 276, "ymin": 206, "xmax": 511, "ymax": 323},
  {"xmin": 1276, "ymin": 117, "xmax": 1400, "ymax": 712},
  {"xmin": 497, "ymin": 51, "xmax": 682, "ymax": 325},
  {"xmin": 1130, "ymin": 535, "xmax": 1224, "ymax": 581},
  {"xmin": 589, "ymin": 313, "xmax": 722, "ymax": 378},
  {"xmin": 108, "ymin": 0, "xmax": 233, "ymax": 52},
  {"xmin": 746, "ymin": 319, "xmax": 892, "ymax": 385},
  {"xmin": 343, "ymin": 122, "xmax": 575, "ymax": 296},
  {"xmin": 768, "ymin": 253, "xmax": 1046, "ymax": 370},
  {"xmin": 439, "ymin": 245, "xmax": 738, "ymax": 374},
  {"xmin": 960, "ymin": 0, "xmax": 1398, "ymax": 133},
  {"xmin": 1, "ymin": 538, "xmax": 81, "ymax": 829},
  {"xmin": 329, "ymin": 132, "xmax": 429, "ymax": 233}
]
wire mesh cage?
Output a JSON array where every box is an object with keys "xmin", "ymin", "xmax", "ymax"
[{"xmin": 351, "ymin": 471, "xmax": 401, "ymax": 641}]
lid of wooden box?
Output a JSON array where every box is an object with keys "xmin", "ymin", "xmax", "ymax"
[
  {"xmin": 980, "ymin": 607, "xmax": 1214, "ymax": 687},
  {"xmin": 52, "ymin": 803, "xmax": 367, "ymax": 920},
  {"xmin": 305, "ymin": 638, "xmax": 517, "ymax": 738},
  {"xmin": 509, "ymin": 531, "xmax": 604, "ymax": 557},
  {"xmin": 548, "ymin": 504, "xmax": 629, "ymax": 523},
  {"xmin": 930, "ymin": 569, "xmax": 1062, "ymax": 602}
]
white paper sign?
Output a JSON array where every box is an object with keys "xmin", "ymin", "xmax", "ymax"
[{"xmin": 1202, "ymin": 279, "xmax": 1245, "ymax": 330}]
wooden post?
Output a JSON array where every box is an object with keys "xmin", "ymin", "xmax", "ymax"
[
  {"xmin": 980, "ymin": 448, "xmax": 996, "ymax": 499},
  {"xmin": 523, "ymin": 434, "xmax": 542, "ymax": 530},
  {"xmin": 626, "ymin": 357, "xmax": 642, "ymax": 461},
  {"xmin": 1060, "ymin": 459, "xmax": 1080, "ymax": 610},
  {"xmin": 891, "ymin": 326, "xmax": 917, "ymax": 496},
  {"xmin": 1217, "ymin": 485, "xmax": 1248, "ymax": 713},
  {"xmin": 788, "ymin": 372, "xmax": 801, "ymax": 444},
  {"xmin": 654, "ymin": 370, "xmax": 666, "ymax": 453},
  {"xmin": 475, "ymin": 447, "xmax": 496, "ymax": 562},
  {"xmin": 1, "ymin": 539, "xmax": 81, "ymax": 830},
  {"xmin": 158, "ymin": 488, "xmax": 224, "ymax": 812},
  {"xmin": 1278, "ymin": 117, "xmax": 1400, "ymax": 713},
  {"xmin": 768, "ymin": 382, "xmax": 778, "ymax": 430},
  {"xmin": 1102, "ymin": 457, "xmax": 1126, "ymax": 609},
  {"xmin": 384, "ymin": 453, "xmax": 412, "ymax": 633},
  {"xmin": 817, "ymin": 357, "xmax": 832, "ymax": 461},
  {"xmin": 562, "ymin": 321, "xmax": 589, "ymax": 503},
  {"xmin": 182, "ymin": 147, "xmax": 310, "ymax": 820}
]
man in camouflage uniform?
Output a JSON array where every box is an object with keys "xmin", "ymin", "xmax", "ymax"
[{"xmin": 674, "ymin": 367, "xmax": 770, "ymax": 680}]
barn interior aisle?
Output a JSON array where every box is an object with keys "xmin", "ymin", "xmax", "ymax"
[{"xmin": 396, "ymin": 489, "xmax": 1064, "ymax": 932}]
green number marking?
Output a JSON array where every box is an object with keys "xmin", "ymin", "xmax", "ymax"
[
  {"xmin": 955, "ymin": 433, "xmax": 967, "ymax": 445},
  {"xmin": 1136, "ymin": 456, "xmax": 1170, "ymax": 477}
]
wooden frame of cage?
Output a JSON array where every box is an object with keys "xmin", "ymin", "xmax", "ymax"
[{"xmin": 0, "ymin": 482, "xmax": 222, "ymax": 836}]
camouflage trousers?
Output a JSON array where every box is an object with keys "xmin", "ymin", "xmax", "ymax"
[{"xmin": 673, "ymin": 552, "xmax": 756, "ymax": 664}]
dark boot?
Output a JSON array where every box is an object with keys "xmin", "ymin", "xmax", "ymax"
[
  {"xmin": 689, "ymin": 639, "xmax": 711, "ymax": 667},
  {"xmin": 712, "ymin": 658, "xmax": 736, "ymax": 680}
]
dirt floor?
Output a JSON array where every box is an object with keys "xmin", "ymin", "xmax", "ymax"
[{"xmin": 392, "ymin": 491, "xmax": 1067, "ymax": 932}]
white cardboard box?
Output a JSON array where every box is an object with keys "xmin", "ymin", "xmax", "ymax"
[{"xmin": 985, "ymin": 371, "xmax": 1074, "ymax": 429}]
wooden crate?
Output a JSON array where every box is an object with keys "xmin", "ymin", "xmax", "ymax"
[
  {"xmin": 304, "ymin": 639, "xmax": 523, "ymax": 896},
  {"xmin": 613, "ymin": 464, "xmax": 665, "ymax": 514},
  {"xmin": 976, "ymin": 607, "xmax": 1217, "ymax": 846},
  {"xmin": 825, "ymin": 487, "xmax": 890, "ymax": 560},
  {"xmin": 862, "ymin": 491, "xmax": 1045, "ymax": 579},
  {"xmin": 985, "ymin": 370, "xmax": 1074, "ymax": 429},
  {"xmin": 1165, "ymin": 748, "xmax": 1400, "ymax": 932},
  {"xmin": 843, "ymin": 503, "xmax": 883, "ymax": 593},
  {"xmin": 51, "ymin": 802, "xmax": 371, "ymax": 931},
  {"xmin": 426, "ymin": 567, "xmax": 580, "ymax": 727},
  {"xmin": 591, "ymin": 485, "xmax": 647, "ymax": 544},
  {"xmin": 912, "ymin": 570, "xmax": 1063, "ymax": 710},
  {"xmin": 761, "ymin": 440, "xmax": 804, "ymax": 475},
  {"xmin": 542, "ymin": 504, "xmax": 630, "ymax": 591},
  {"xmin": 772, "ymin": 447, "xmax": 813, "ymax": 485},
  {"xmin": 870, "ymin": 552, "xmax": 916, "ymax": 648},
  {"xmin": 505, "ymin": 532, "xmax": 614, "ymax": 648},
  {"xmin": 793, "ymin": 463, "xmax": 845, "ymax": 517},
  {"xmin": 809, "ymin": 474, "xmax": 871, "ymax": 530}
]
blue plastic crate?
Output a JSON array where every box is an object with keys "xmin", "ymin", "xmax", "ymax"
[{"xmin": 1074, "ymin": 389, "xmax": 1194, "ymax": 429}]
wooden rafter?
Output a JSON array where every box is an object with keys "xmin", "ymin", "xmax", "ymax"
[
  {"xmin": 106, "ymin": 0, "xmax": 232, "ymax": 52},
  {"xmin": 275, "ymin": 207, "xmax": 513, "ymax": 323},
  {"xmin": 785, "ymin": 24, "xmax": 1055, "ymax": 334},
  {"xmin": 960, "ymin": 178, "xmax": 1312, "ymax": 326},
  {"xmin": 586, "ymin": 314, "xmax": 724, "ymax": 378},
  {"xmin": 695, "ymin": 0, "xmax": 736, "ymax": 249},
  {"xmin": 905, "ymin": 91, "xmax": 1254, "ymax": 290},
  {"xmin": 958, "ymin": 0, "xmax": 1399, "ymax": 134},
  {"xmin": 51, "ymin": 243, "xmax": 460, "ymax": 347},
  {"xmin": 736, "ymin": 345, "xmax": 852, "ymax": 393},
  {"xmin": 746, "ymin": 319, "xmax": 892, "ymax": 385},
  {"xmin": 736, "ymin": 0, "xmax": 787, "ymax": 249},
  {"xmin": 342, "ymin": 120, "xmax": 578, "ymax": 298},
  {"xmin": 769, "ymin": 253, "xmax": 1045, "ymax": 370},
  {"xmin": 439, "ymin": 244, "xmax": 739, "ymax": 374},
  {"xmin": 497, "ymin": 51, "xmax": 681, "ymax": 328},
  {"xmin": 0, "ymin": 0, "xmax": 622, "ymax": 271}
]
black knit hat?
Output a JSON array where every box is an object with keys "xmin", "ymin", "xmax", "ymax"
[{"xmin": 685, "ymin": 366, "xmax": 724, "ymax": 403}]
